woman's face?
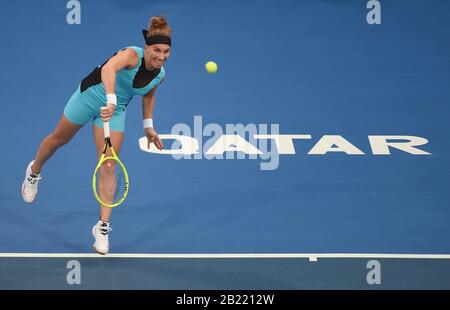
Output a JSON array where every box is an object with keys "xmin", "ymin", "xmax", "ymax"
[{"xmin": 144, "ymin": 44, "xmax": 171, "ymax": 70}]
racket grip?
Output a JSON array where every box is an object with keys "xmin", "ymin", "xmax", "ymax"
[
  {"xmin": 103, "ymin": 121, "xmax": 110, "ymax": 138},
  {"xmin": 100, "ymin": 107, "xmax": 110, "ymax": 138}
]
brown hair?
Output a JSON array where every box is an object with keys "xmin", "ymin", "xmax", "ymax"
[{"xmin": 146, "ymin": 16, "xmax": 172, "ymax": 37}]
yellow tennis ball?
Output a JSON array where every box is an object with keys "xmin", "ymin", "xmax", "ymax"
[{"xmin": 205, "ymin": 61, "xmax": 218, "ymax": 74}]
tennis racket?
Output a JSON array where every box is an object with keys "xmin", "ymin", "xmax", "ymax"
[{"xmin": 92, "ymin": 108, "xmax": 129, "ymax": 208}]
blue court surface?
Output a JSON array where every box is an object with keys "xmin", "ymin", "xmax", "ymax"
[{"xmin": 1, "ymin": 0, "xmax": 450, "ymax": 290}]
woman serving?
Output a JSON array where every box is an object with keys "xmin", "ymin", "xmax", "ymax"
[{"xmin": 21, "ymin": 16, "xmax": 172, "ymax": 255}]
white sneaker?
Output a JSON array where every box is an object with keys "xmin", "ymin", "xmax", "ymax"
[
  {"xmin": 21, "ymin": 160, "xmax": 42, "ymax": 203},
  {"xmin": 92, "ymin": 220, "xmax": 111, "ymax": 255}
]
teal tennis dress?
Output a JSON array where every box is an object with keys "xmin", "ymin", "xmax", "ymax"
[{"xmin": 64, "ymin": 46, "xmax": 165, "ymax": 131}]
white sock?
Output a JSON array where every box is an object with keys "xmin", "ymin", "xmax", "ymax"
[{"xmin": 30, "ymin": 168, "xmax": 40, "ymax": 177}]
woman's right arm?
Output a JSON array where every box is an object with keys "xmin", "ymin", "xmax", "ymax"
[{"xmin": 100, "ymin": 48, "xmax": 139, "ymax": 121}]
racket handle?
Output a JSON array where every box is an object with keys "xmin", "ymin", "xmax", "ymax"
[
  {"xmin": 100, "ymin": 107, "xmax": 110, "ymax": 138},
  {"xmin": 103, "ymin": 121, "xmax": 110, "ymax": 138}
]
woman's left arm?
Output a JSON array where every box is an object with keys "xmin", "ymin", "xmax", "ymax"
[{"xmin": 142, "ymin": 87, "xmax": 164, "ymax": 150}]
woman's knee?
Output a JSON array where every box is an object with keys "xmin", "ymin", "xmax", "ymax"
[
  {"xmin": 47, "ymin": 133, "xmax": 70, "ymax": 148},
  {"xmin": 99, "ymin": 163, "xmax": 117, "ymax": 195},
  {"xmin": 100, "ymin": 160, "xmax": 116, "ymax": 175}
]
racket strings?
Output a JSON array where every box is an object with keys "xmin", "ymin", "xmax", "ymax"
[{"xmin": 95, "ymin": 158, "xmax": 127, "ymax": 205}]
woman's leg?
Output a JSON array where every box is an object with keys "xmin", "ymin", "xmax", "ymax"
[
  {"xmin": 32, "ymin": 114, "xmax": 83, "ymax": 173},
  {"xmin": 22, "ymin": 114, "xmax": 84, "ymax": 203},
  {"xmin": 92, "ymin": 124, "xmax": 124, "ymax": 222}
]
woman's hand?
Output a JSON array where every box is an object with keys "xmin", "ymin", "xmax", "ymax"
[
  {"xmin": 145, "ymin": 127, "xmax": 164, "ymax": 150},
  {"xmin": 100, "ymin": 103, "xmax": 116, "ymax": 122}
]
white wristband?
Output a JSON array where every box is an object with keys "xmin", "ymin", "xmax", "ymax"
[
  {"xmin": 106, "ymin": 93, "xmax": 117, "ymax": 106},
  {"xmin": 143, "ymin": 118, "xmax": 154, "ymax": 129}
]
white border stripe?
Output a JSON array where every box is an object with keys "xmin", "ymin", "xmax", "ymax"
[{"xmin": 0, "ymin": 253, "xmax": 450, "ymax": 259}]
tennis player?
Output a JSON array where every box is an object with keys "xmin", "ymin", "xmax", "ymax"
[{"xmin": 21, "ymin": 16, "xmax": 171, "ymax": 254}]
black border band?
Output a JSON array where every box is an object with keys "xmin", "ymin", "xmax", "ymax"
[{"xmin": 142, "ymin": 29, "xmax": 171, "ymax": 46}]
